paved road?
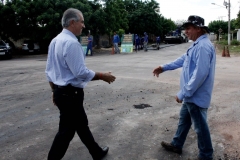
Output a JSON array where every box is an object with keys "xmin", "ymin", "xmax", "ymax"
[{"xmin": 0, "ymin": 42, "xmax": 239, "ymax": 160}]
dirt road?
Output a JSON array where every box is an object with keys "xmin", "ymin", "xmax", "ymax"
[{"xmin": 0, "ymin": 43, "xmax": 239, "ymax": 160}]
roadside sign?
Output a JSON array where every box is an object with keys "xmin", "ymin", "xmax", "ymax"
[
  {"xmin": 121, "ymin": 34, "xmax": 133, "ymax": 53},
  {"xmin": 81, "ymin": 36, "xmax": 93, "ymax": 56}
]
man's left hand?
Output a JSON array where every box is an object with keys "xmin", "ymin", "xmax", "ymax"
[
  {"xmin": 101, "ymin": 72, "xmax": 116, "ymax": 84},
  {"xmin": 175, "ymin": 96, "xmax": 182, "ymax": 103}
]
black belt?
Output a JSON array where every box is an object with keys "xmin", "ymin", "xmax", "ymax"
[{"xmin": 55, "ymin": 84, "xmax": 83, "ymax": 91}]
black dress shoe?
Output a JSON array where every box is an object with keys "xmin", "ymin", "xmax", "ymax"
[
  {"xmin": 93, "ymin": 146, "xmax": 109, "ymax": 160},
  {"xmin": 100, "ymin": 146, "xmax": 109, "ymax": 158}
]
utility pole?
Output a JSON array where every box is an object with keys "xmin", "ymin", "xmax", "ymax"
[
  {"xmin": 228, "ymin": 0, "xmax": 231, "ymax": 45},
  {"xmin": 224, "ymin": 0, "xmax": 231, "ymax": 45},
  {"xmin": 212, "ymin": 1, "xmax": 231, "ymax": 45}
]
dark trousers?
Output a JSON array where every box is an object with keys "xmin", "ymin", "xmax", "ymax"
[{"xmin": 48, "ymin": 86, "xmax": 102, "ymax": 160}]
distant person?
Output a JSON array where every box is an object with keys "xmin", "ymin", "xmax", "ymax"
[
  {"xmin": 86, "ymin": 33, "xmax": 93, "ymax": 56},
  {"xmin": 143, "ymin": 32, "xmax": 148, "ymax": 51},
  {"xmin": 153, "ymin": 15, "xmax": 216, "ymax": 160},
  {"xmin": 113, "ymin": 32, "xmax": 120, "ymax": 54},
  {"xmin": 140, "ymin": 36, "xmax": 144, "ymax": 49},
  {"xmin": 156, "ymin": 36, "xmax": 161, "ymax": 49},
  {"xmin": 45, "ymin": 8, "xmax": 116, "ymax": 160},
  {"xmin": 174, "ymin": 27, "xmax": 182, "ymax": 36},
  {"xmin": 135, "ymin": 34, "xmax": 140, "ymax": 52}
]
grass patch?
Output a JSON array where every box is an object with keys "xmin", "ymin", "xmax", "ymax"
[{"xmin": 215, "ymin": 40, "xmax": 240, "ymax": 56}]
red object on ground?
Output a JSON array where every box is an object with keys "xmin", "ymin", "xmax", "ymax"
[
  {"xmin": 222, "ymin": 46, "xmax": 226, "ymax": 57},
  {"xmin": 111, "ymin": 46, "xmax": 114, "ymax": 54},
  {"xmin": 225, "ymin": 46, "xmax": 230, "ymax": 57}
]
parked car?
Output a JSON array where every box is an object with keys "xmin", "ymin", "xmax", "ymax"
[
  {"xmin": 0, "ymin": 40, "xmax": 12, "ymax": 59},
  {"xmin": 22, "ymin": 39, "xmax": 40, "ymax": 53}
]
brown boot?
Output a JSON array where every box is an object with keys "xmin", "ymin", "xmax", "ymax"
[{"xmin": 161, "ymin": 141, "xmax": 182, "ymax": 154}]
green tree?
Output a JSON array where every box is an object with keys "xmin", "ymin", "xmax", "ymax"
[
  {"xmin": 117, "ymin": 28, "xmax": 125, "ymax": 43},
  {"xmin": 208, "ymin": 20, "xmax": 235, "ymax": 34},
  {"xmin": 124, "ymin": 0, "xmax": 161, "ymax": 35},
  {"xmin": 0, "ymin": 0, "xmax": 177, "ymax": 50},
  {"xmin": 208, "ymin": 20, "xmax": 228, "ymax": 35},
  {"xmin": 234, "ymin": 11, "xmax": 240, "ymax": 29},
  {"xmin": 86, "ymin": 2, "xmax": 108, "ymax": 48},
  {"xmin": 0, "ymin": 0, "xmax": 94, "ymax": 49},
  {"xmin": 160, "ymin": 17, "xmax": 176, "ymax": 38},
  {"xmin": 35, "ymin": 0, "xmax": 93, "ymax": 48},
  {"xmin": 0, "ymin": 1, "xmax": 19, "ymax": 40},
  {"xmin": 104, "ymin": 0, "xmax": 128, "ymax": 33}
]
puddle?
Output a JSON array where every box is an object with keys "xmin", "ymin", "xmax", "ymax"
[{"xmin": 133, "ymin": 104, "xmax": 152, "ymax": 109}]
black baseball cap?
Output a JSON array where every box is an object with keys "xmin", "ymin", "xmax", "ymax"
[{"xmin": 182, "ymin": 15, "xmax": 210, "ymax": 33}]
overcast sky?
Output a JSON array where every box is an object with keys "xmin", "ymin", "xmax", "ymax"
[{"xmin": 157, "ymin": 0, "xmax": 240, "ymax": 26}]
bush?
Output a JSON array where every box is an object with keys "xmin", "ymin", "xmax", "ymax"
[
  {"xmin": 222, "ymin": 34, "xmax": 228, "ymax": 40},
  {"xmin": 230, "ymin": 39, "xmax": 240, "ymax": 45},
  {"xmin": 216, "ymin": 40, "xmax": 228, "ymax": 46}
]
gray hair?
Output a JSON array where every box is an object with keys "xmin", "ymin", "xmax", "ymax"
[
  {"xmin": 61, "ymin": 8, "xmax": 83, "ymax": 28},
  {"xmin": 192, "ymin": 25, "xmax": 207, "ymax": 35}
]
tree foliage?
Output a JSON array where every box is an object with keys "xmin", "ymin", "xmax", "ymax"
[
  {"xmin": 234, "ymin": 11, "xmax": 240, "ymax": 29},
  {"xmin": 208, "ymin": 19, "xmax": 235, "ymax": 34},
  {"xmin": 160, "ymin": 17, "xmax": 176, "ymax": 37},
  {"xmin": 0, "ymin": 0, "xmax": 176, "ymax": 49},
  {"xmin": 208, "ymin": 20, "xmax": 228, "ymax": 34},
  {"xmin": 124, "ymin": 0, "xmax": 161, "ymax": 35}
]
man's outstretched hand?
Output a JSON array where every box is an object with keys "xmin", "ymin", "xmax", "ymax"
[
  {"xmin": 153, "ymin": 66, "xmax": 163, "ymax": 77},
  {"xmin": 100, "ymin": 72, "xmax": 116, "ymax": 84}
]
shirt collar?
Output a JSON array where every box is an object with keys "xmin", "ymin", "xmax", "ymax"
[
  {"xmin": 192, "ymin": 34, "xmax": 207, "ymax": 46},
  {"xmin": 186, "ymin": 34, "xmax": 207, "ymax": 54},
  {"xmin": 62, "ymin": 29, "xmax": 78, "ymax": 40}
]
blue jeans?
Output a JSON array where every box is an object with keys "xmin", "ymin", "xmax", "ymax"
[
  {"xmin": 135, "ymin": 43, "xmax": 140, "ymax": 51},
  {"xmin": 171, "ymin": 102, "xmax": 213, "ymax": 160},
  {"xmin": 86, "ymin": 46, "xmax": 92, "ymax": 56},
  {"xmin": 143, "ymin": 42, "xmax": 148, "ymax": 51},
  {"xmin": 114, "ymin": 43, "xmax": 120, "ymax": 53}
]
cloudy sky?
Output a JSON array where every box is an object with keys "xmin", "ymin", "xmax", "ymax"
[{"xmin": 156, "ymin": 0, "xmax": 240, "ymax": 26}]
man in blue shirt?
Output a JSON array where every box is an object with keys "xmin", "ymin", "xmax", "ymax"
[
  {"xmin": 86, "ymin": 33, "xmax": 93, "ymax": 56},
  {"xmin": 113, "ymin": 32, "xmax": 120, "ymax": 54},
  {"xmin": 135, "ymin": 34, "xmax": 140, "ymax": 52},
  {"xmin": 45, "ymin": 8, "xmax": 116, "ymax": 160},
  {"xmin": 153, "ymin": 15, "xmax": 215, "ymax": 160},
  {"xmin": 156, "ymin": 36, "xmax": 161, "ymax": 50}
]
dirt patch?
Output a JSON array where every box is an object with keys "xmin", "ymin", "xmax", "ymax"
[{"xmin": 133, "ymin": 104, "xmax": 152, "ymax": 109}]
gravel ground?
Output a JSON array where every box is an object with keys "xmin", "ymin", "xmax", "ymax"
[{"xmin": 0, "ymin": 42, "xmax": 239, "ymax": 160}]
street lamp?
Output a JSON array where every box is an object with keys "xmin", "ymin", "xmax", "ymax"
[
  {"xmin": 211, "ymin": 3, "xmax": 225, "ymax": 8},
  {"xmin": 218, "ymin": 16, "xmax": 226, "ymax": 20},
  {"xmin": 212, "ymin": 0, "xmax": 231, "ymax": 45}
]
